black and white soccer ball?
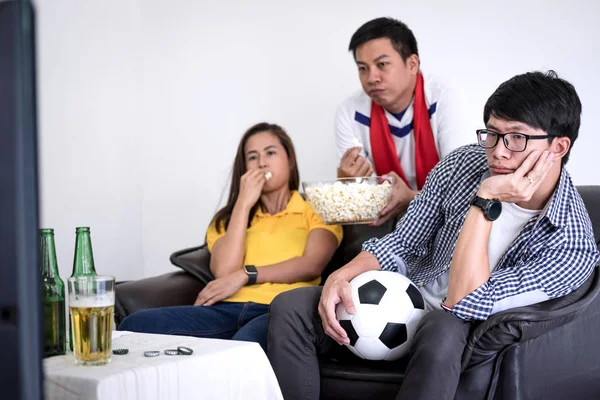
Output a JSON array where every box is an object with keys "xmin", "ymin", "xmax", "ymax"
[{"xmin": 336, "ymin": 270, "xmax": 427, "ymax": 361}]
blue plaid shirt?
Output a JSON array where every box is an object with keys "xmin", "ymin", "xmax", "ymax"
[{"xmin": 363, "ymin": 145, "xmax": 600, "ymax": 320}]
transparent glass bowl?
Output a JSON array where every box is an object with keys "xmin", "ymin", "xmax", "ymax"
[{"xmin": 302, "ymin": 177, "xmax": 392, "ymax": 225}]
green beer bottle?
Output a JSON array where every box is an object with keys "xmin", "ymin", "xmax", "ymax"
[
  {"xmin": 68, "ymin": 227, "xmax": 98, "ymax": 351},
  {"xmin": 40, "ymin": 228, "xmax": 67, "ymax": 357},
  {"xmin": 71, "ymin": 227, "xmax": 98, "ymax": 277}
]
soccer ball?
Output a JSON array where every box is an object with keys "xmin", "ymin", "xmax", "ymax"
[{"xmin": 336, "ymin": 270, "xmax": 427, "ymax": 361}]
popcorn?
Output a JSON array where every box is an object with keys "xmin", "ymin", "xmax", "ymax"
[
  {"xmin": 265, "ymin": 171, "xmax": 273, "ymax": 180},
  {"xmin": 304, "ymin": 179, "xmax": 392, "ymax": 224},
  {"xmin": 351, "ymin": 138, "xmax": 363, "ymax": 148}
]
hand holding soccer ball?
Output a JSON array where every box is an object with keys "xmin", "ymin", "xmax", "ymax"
[{"xmin": 335, "ymin": 270, "xmax": 427, "ymax": 361}]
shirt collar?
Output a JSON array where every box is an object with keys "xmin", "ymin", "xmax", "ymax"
[
  {"xmin": 254, "ymin": 190, "xmax": 304, "ymax": 218},
  {"xmin": 542, "ymin": 168, "xmax": 572, "ymax": 229}
]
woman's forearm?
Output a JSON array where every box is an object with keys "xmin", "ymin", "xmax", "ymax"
[
  {"xmin": 209, "ymin": 201, "xmax": 251, "ymax": 278},
  {"xmin": 255, "ymin": 229, "xmax": 339, "ymax": 284},
  {"xmin": 255, "ymin": 256, "xmax": 321, "ymax": 284}
]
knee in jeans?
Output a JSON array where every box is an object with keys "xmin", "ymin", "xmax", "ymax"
[
  {"xmin": 269, "ymin": 287, "xmax": 320, "ymax": 317},
  {"xmin": 269, "ymin": 291, "xmax": 292, "ymax": 318},
  {"xmin": 118, "ymin": 309, "xmax": 163, "ymax": 333},
  {"xmin": 118, "ymin": 313, "xmax": 139, "ymax": 331},
  {"xmin": 270, "ymin": 287, "xmax": 321, "ymax": 324},
  {"xmin": 413, "ymin": 311, "xmax": 468, "ymax": 359}
]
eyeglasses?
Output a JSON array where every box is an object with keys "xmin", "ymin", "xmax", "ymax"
[{"xmin": 476, "ymin": 129, "xmax": 552, "ymax": 152}]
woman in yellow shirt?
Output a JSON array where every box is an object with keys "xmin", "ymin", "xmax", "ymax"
[{"xmin": 119, "ymin": 122, "xmax": 342, "ymax": 351}]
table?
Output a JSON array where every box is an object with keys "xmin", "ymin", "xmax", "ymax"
[{"xmin": 43, "ymin": 331, "xmax": 283, "ymax": 400}]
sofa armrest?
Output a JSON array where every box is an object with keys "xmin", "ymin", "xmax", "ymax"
[
  {"xmin": 461, "ymin": 267, "xmax": 600, "ymax": 369},
  {"xmin": 577, "ymin": 186, "xmax": 600, "ymax": 245},
  {"xmin": 170, "ymin": 244, "xmax": 215, "ymax": 285},
  {"xmin": 115, "ymin": 270, "xmax": 205, "ymax": 326}
]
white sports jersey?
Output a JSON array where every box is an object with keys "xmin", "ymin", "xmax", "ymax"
[{"xmin": 334, "ymin": 73, "xmax": 472, "ymax": 190}]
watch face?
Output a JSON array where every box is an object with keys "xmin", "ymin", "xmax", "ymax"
[{"xmin": 488, "ymin": 201, "xmax": 502, "ymax": 221}]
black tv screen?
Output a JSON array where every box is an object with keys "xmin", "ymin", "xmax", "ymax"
[{"xmin": 0, "ymin": 0, "xmax": 44, "ymax": 399}]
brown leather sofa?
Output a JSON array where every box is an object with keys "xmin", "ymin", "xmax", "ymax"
[{"xmin": 115, "ymin": 186, "xmax": 600, "ymax": 400}]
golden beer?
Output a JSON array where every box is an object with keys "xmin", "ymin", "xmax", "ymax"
[
  {"xmin": 70, "ymin": 300, "xmax": 114, "ymax": 365},
  {"xmin": 68, "ymin": 275, "xmax": 115, "ymax": 366}
]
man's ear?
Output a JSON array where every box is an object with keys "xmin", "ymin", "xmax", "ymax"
[
  {"xmin": 550, "ymin": 136, "xmax": 571, "ymax": 161},
  {"xmin": 407, "ymin": 54, "xmax": 419, "ymax": 74}
]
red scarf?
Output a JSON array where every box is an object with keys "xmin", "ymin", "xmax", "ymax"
[{"xmin": 369, "ymin": 73, "xmax": 439, "ymax": 190}]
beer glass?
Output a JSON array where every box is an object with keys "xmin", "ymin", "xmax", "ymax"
[{"xmin": 68, "ymin": 275, "xmax": 115, "ymax": 366}]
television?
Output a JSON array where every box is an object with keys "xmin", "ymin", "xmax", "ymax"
[{"xmin": 0, "ymin": 0, "xmax": 44, "ymax": 399}]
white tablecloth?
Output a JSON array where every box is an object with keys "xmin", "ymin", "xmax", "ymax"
[{"xmin": 43, "ymin": 331, "xmax": 283, "ymax": 400}]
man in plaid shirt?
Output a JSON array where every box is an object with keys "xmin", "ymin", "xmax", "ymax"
[{"xmin": 268, "ymin": 71, "xmax": 600, "ymax": 400}]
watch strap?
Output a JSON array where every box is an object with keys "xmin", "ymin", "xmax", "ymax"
[
  {"xmin": 244, "ymin": 265, "xmax": 258, "ymax": 286},
  {"xmin": 471, "ymin": 195, "xmax": 501, "ymax": 221},
  {"xmin": 471, "ymin": 195, "xmax": 488, "ymax": 209}
]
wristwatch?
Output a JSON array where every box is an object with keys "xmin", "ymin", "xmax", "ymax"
[
  {"xmin": 243, "ymin": 265, "xmax": 258, "ymax": 285},
  {"xmin": 470, "ymin": 195, "xmax": 502, "ymax": 221}
]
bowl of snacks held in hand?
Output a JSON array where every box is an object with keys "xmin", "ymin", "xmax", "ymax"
[{"xmin": 302, "ymin": 177, "xmax": 392, "ymax": 225}]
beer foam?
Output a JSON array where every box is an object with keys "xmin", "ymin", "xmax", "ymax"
[{"xmin": 70, "ymin": 294, "xmax": 115, "ymax": 308}]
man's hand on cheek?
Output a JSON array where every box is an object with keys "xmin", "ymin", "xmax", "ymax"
[{"xmin": 478, "ymin": 150, "xmax": 555, "ymax": 203}]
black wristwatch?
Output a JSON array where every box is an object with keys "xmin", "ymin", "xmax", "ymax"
[
  {"xmin": 244, "ymin": 265, "xmax": 258, "ymax": 285},
  {"xmin": 470, "ymin": 195, "xmax": 502, "ymax": 221}
]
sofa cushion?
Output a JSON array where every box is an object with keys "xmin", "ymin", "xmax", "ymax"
[{"xmin": 169, "ymin": 245, "xmax": 214, "ymax": 285}]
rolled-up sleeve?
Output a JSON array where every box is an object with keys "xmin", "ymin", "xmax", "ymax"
[{"xmin": 445, "ymin": 237, "xmax": 600, "ymax": 320}]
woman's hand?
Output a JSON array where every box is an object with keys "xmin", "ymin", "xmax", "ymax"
[
  {"xmin": 236, "ymin": 169, "xmax": 267, "ymax": 210},
  {"xmin": 194, "ymin": 269, "xmax": 249, "ymax": 306}
]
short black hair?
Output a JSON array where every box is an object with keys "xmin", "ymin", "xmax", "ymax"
[
  {"xmin": 483, "ymin": 71, "xmax": 581, "ymax": 166},
  {"xmin": 348, "ymin": 17, "xmax": 418, "ymax": 62}
]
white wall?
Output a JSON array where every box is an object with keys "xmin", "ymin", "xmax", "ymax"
[
  {"xmin": 35, "ymin": 0, "xmax": 600, "ymax": 281},
  {"xmin": 36, "ymin": 0, "xmax": 143, "ymax": 280}
]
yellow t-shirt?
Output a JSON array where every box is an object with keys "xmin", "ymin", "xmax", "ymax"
[{"xmin": 206, "ymin": 191, "xmax": 343, "ymax": 305}]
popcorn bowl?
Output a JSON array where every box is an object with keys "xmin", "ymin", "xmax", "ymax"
[{"xmin": 302, "ymin": 177, "xmax": 393, "ymax": 225}]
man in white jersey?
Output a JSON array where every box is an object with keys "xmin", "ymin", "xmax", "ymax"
[
  {"xmin": 336, "ymin": 17, "xmax": 470, "ymax": 225},
  {"xmin": 269, "ymin": 71, "xmax": 600, "ymax": 400}
]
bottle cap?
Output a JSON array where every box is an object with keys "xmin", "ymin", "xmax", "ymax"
[
  {"xmin": 144, "ymin": 350, "xmax": 160, "ymax": 357},
  {"xmin": 112, "ymin": 348, "xmax": 129, "ymax": 355},
  {"xmin": 164, "ymin": 349, "xmax": 179, "ymax": 356},
  {"xmin": 177, "ymin": 346, "xmax": 193, "ymax": 355}
]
